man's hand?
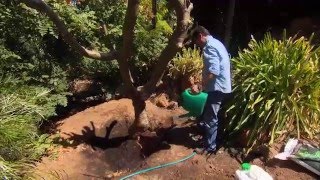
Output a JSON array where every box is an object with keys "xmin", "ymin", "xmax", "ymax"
[
  {"xmin": 202, "ymin": 73, "xmax": 215, "ymax": 88},
  {"xmin": 190, "ymin": 84, "xmax": 200, "ymax": 94}
]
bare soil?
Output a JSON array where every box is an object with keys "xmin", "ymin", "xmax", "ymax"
[{"xmin": 35, "ymin": 99, "xmax": 318, "ymax": 180}]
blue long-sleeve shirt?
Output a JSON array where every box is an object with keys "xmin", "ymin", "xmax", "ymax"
[{"xmin": 202, "ymin": 35, "xmax": 232, "ymax": 93}]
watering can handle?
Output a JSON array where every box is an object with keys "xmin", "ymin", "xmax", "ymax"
[{"xmin": 185, "ymin": 88, "xmax": 201, "ymax": 95}]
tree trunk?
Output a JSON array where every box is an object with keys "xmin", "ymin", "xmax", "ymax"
[
  {"xmin": 224, "ymin": 0, "xmax": 236, "ymax": 49},
  {"xmin": 118, "ymin": 0, "xmax": 140, "ymax": 93},
  {"xmin": 129, "ymin": 95, "xmax": 150, "ymax": 137},
  {"xmin": 152, "ymin": 0, "xmax": 157, "ymax": 29},
  {"xmin": 129, "ymin": 0, "xmax": 193, "ymax": 137}
]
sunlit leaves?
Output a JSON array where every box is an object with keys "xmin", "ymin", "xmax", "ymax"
[
  {"xmin": 169, "ymin": 46, "xmax": 203, "ymax": 80},
  {"xmin": 227, "ymin": 33, "xmax": 320, "ymax": 150}
]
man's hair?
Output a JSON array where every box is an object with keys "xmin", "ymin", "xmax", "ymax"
[{"xmin": 191, "ymin": 26, "xmax": 210, "ymax": 41}]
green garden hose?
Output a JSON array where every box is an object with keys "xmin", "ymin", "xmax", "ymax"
[{"xmin": 119, "ymin": 152, "xmax": 197, "ymax": 180}]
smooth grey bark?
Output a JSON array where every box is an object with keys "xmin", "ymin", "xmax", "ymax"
[{"xmin": 224, "ymin": 0, "xmax": 236, "ymax": 49}]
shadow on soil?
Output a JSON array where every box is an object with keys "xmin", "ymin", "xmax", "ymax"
[
  {"xmin": 40, "ymin": 95, "xmax": 108, "ymax": 134},
  {"xmin": 164, "ymin": 123, "xmax": 203, "ymax": 150},
  {"xmin": 63, "ymin": 121, "xmax": 130, "ymax": 150},
  {"xmin": 57, "ymin": 120, "xmax": 174, "ymax": 157}
]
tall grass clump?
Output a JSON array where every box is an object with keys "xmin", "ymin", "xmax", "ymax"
[
  {"xmin": 0, "ymin": 76, "xmax": 67, "ymax": 179},
  {"xmin": 227, "ymin": 33, "xmax": 320, "ymax": 150}
]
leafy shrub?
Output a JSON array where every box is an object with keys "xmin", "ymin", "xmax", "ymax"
[
  {"xmin": 226, "ymin": 33, "xmax": 320, "ymax": 150},
  {"xmin": 0, "ymin": 2, "xmax": 69, "ymax": 93},
  {"xmin": 169, "ymin": 47, "xmax": 203, "ymax": 81}
]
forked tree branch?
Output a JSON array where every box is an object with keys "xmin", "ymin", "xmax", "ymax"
[
  {"xmin": 118, "ymin": 0, "xmax": 141, "ymax": 93},
  {"xmin": 144, "ymin": 0, "xmax": 193, "ymax": 92},
  {"xmin": 19, "ymin": 0, "xmax": 192, "ymax": 98},
  {"xmin": 19, "ymin": 0, "xmax": 119, "ymax": 61}
]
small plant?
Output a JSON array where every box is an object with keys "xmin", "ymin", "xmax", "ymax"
[
  {"xmin": 226, "ymin": 33, "xmax": 320, "ymax": 151},
  {"xmin": 169, "ymin": 46, "xmax": 203, "ymax": 82}
]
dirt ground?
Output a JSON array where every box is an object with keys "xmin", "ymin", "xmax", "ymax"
[{"xmin": 35, "ymin": 99, "xmax": 318, "ymax": 180}]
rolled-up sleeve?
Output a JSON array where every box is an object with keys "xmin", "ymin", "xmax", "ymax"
[{"xmin": 204, "ymin": 46, "xmax": 220, "ymax": 75}]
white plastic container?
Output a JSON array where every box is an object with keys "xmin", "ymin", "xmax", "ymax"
[{"xmin": 235, "ymin": 163, "xmax": 273, "ymax": 180}]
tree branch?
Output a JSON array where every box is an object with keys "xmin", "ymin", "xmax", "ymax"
[
  {"xmin": 144, "ymin": 0, "xmax": 193, "ymax": 93},
  {"xmin": 118, "ymin": 0, "xmax": 141, "ymax": 93},
  {"xmin": 224, "ymin": 0, "xmax": 236, "ymax": 49},
  {"xmin": 152, "ymin": 0, "xmax": 157, "ymax": 29},
  {"xmin": 19, "ymin": 0, "xmax": 119, "ymax": 61}
]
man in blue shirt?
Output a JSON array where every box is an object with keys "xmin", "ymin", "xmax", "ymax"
[{"xmin": 191, "ymin": 26, "xmax": 232, "ymax": 155}]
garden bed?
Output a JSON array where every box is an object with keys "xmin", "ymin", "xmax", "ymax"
[{"xmin": 34, "ymin": 99, "xmax": 318, "ymax": 179}]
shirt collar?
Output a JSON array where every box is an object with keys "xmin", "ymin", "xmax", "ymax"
[{"xmin": 204, "ymin": 35, "xmax": 212, "ymax": 47}]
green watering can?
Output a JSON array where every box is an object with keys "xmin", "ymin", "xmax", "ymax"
[{"xmin": 181, "ymin": 89, "xmax": 208, "ymax": 117}]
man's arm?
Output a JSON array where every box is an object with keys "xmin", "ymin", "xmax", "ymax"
[
  {"xmin": 191, "ymin": 45, "xmax": 220, "ymax": 94},
  {"xmin": 202, "ymin": 73, "xmax": 215, "ymax": 88},
  {"xmin": 202, "ymin": 45, "xmax": 220, "ymax": 88}
]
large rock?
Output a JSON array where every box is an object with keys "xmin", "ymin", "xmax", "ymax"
[{"xmin": 69, "ymin": 79, "xmax": 104, "ymax": 98}]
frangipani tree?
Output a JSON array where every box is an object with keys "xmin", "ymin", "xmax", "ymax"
[{"xmin": 18, "ymin": 0, "xmax": 193, "ymax": 135}]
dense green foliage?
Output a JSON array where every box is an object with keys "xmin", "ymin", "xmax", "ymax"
[
  {"xmin": 226, "ymin": 33, "xmax": 320, "ymax": 150},
  {"xmin": 0, "ymin": 0, "xmax": 175, "ymax": 178},
  {"xmin": 1, "ymin": 2, "xmax": 68, "ymax": 176}
]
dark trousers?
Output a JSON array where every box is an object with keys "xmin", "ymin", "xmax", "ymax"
[{"xmin": 199, "ymin": 91, "xmax": 226, "ymax": 151}]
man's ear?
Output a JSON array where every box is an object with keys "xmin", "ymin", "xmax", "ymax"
[{"xmin": 199, "ymin": 32, "xmax": 205, "ymax": 39}]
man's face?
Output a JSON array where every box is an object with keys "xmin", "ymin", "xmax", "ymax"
[{"xmin": 194, "ymin": 33, "xmax": 206, "ymax": 48}]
